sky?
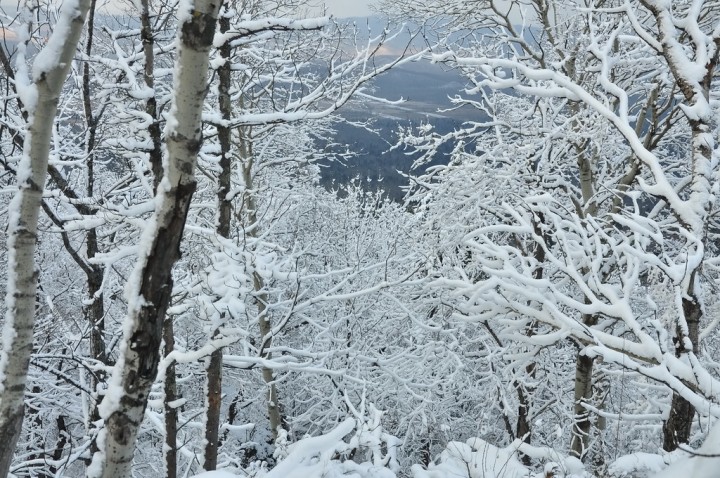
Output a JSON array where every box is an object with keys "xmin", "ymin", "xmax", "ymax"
[
  {"xmin": 326, "ymin": 0, "xmax": 373, "ymax": 17},
  {"xmin": 109, "ymin": 0, "xmax": 377, "ymax": 18},
  {"xmin": 0, "ymin": 0, "xmax": 376, "ymax": 41},
  {"xmin": 0, "ymin": 1, "xmax": 375, "ymax": 18}
]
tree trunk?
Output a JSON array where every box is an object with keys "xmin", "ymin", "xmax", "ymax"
[
  {"xmin": 163, "ymin": 317, "xmax": 178, "ymax": 478},
  {"xmin": 660, "ymin": 121, "xmax": 710, "ymax": 452},
  {"xmin": 89, "ymin": 2, "xmax": 220, "ymax": 476},
  {"xmin": 663, "ymin": 392, "xmax": 695, "ymax": 451},
  {"xmin": 570, "ymin": 301, "xmax": 600, "ymax": 461},
  {"xmin": 204, "ymin": 11, "xmax": 232, "ymax": 471},
  {"xmin": 516, "ymin": 361, "xmax": 536, "ymax": 466},
  {"xmin": 47, "ymin": 415, "xmax": 69, "ymax": 478},
  {"xmin": 138, "ymin": 2, "xmax": 180, "ymax": 474},
  {"xmin": 515, "ymin": 392, "xmax": 531, "ymax": 465},
  {"xmin": 81, "ymin": 0, "xmax": 108, "ymax": 403},
  {"xmin": 140, "ymin": 0, "xmax": 163, "ymax": 186},
  {"xmin": 242, "ymin": 152, "xmax": 284, "ymax": 439},
  {"xmin": 570, "ymin": 134, "xmax": 600, "ymax": 461},
  {"xmin": 86, "ymin": 265, "xmax": 106, "ymax": 401},
  {"xmin": 663, "ymin": 295, "xmax": 701, "ymax": 451},
  {"xmin": 259, "ymin": 304, "xmax": 283, "ymax": 439},
  {"xmin": 86, "ymin": 262, "xmax": 107, "ymax": 461},
  {"xmin": 585, "ymin": 367, "xmax": 609, "ymax": 472},
  {"xmin": 80, "ymin": 0, "xmax": 109, "ymax": 447},
  {"xmin": 204, "ymin": 346, "xmax": 223, "ymax": 470},
  {"xmin": 639, "ymin": 2, "xmax": 715, "ymax": 452},
  {"xmin": 0, "ymin": 3, "xmax": 91, "ymax": 475},
  {"xmin": 570, "ymin": 351, "xmax": 594, "ymax": 460},
  {"xmin": 515, "ymin": 219, "xmax": 546, "ymax": 465}
]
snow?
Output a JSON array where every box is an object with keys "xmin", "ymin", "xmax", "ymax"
[
  {"xmin": 262, "ymin": 417, "xmax": 396, "ymax": 478},
  {"xmin": 32, "ymin": 0, "xmax": 83, "ymax": 82},
  {"xmin": 213, "ymin": 17, "xmax": 330, "ymax": 48},
  {"xmin": 652, "ymin": 422, "xmax": 720, "ymax": 478},
  {"xmin": 0, "ymin": 183, "xmax": 25, "ymax": 392},
  {"xmin": 412, "ymin": 438, "xmax": 529, "ymax": 478},
  {"xmin": 188, "ymin": 417, "xmax": 397, "ymax": 478},
  {"xmin": 0, "ymin": 237, "xmax": 18, "ymax": 390},
  {"xmin": 7, "ymin": 1, "xmax": 720, "ymax": 476},
  {"xmin": 190, "ymin": 472, "xmax": 238, "ymax": 478},
  {"xmin": 90, "ymin": 193, "xmax": 163, "ymax": 475},
  {"xmin": 85, "ymin": 428, "xmax": 106, "ymax": 478},
  {"xmin": 608, "ymin": 453, "xmax": 666, "ymax": 477},
  {"xmin": 176, "ymin": 0, "xmax": 193, "ymax": 24},
  {"xmin": 184, "ymin": 422, "xmax": 720, "ymax": 478}
]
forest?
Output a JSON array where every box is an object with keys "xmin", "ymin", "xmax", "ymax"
[{"xmin": 0, "ymin": 1, "xmax": 719, "ymax": 477}]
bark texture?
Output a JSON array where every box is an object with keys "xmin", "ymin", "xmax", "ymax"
[
  {"xmin": 515, "ymin": 361, "xmax": 535, "ymax": 466},
  {"xmin": 204, "ymin": 348, "xmax": 223, "ymax": 470},
  {"xmin": 89, "ymin": 2, "xmax": 221, "ymax": 476},
  {"xmin": 81, "ymin": 0, "xmax": 109, "ymax": 434},
  {"xmin": 243, "ymin": 150, "xmax": 284, "ymax": 439},
  {"xmin": 140, "ymin": 0, "xmax": 163, "ymax": 186},
  {"xmin": 663, "ymin": 295, "xmax": 701, "ymax": 451},
  {"xmin": 637, "ymin": 0, "xmax": 717, "ymax": 451},
  {"xmin": 163, "ymin": 318, "xmax": 178, "ymax": 478},
  {"xmin": 570, "ymin": 351, "xmax": 594, "ymax": 459},
  {"xmin": 204, "ymin": 12, "xmax": 232, "ymax": 470},
  {"xmin": 0, "ymin": 2, "xmax": 91, "ymax": 475}
]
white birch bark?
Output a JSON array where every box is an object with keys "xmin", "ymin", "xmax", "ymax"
[
  {"xmin": 0, "ymin": 2, "xmax": 91, "ymax": 475},
  {"xmin": 636, "ymin": 0, "xmax": 719, "ymax": 450},
  {"xmin": 87, "ymin": 1, "xmax": 221, "ymax": 477}
]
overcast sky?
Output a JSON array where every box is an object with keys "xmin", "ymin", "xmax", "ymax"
[
  {"xmin": 0, "ymin": 1, "xmax": 376, "ymax": 18},
  {"xmin": 108, "ymin": 0, "xmax": 377, "ymax": 18},
  {"xmin": 326, "ymin": 0, "xmax": 373, "ymax": 17}
]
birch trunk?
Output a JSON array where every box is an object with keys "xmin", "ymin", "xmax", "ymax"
[
  {"xmin": 89, "ymin": 2, "xmax": 221, "ymax": 476},
  {"xmin": 140, "ymin": 0, "xmax": 163, "ymax": 185},
  {"xmin": 663, "ymin": 293, "xmax": 701, "ymax": 450},
  {"xmin": 0, "ymin": 2, "xmax": 91, "ymax": 475},
  {"xmin": 570, "ymin": 348, "xmax": 594, "ymax": 459},
  {"xmin": 635, "ymin": 0, "xmax": 718, "ymax": 450},
  {"xmin": 660, "ymin": 120, "xmax": 713, "ymax": 453},
  {"xmin": 568, "ymin": 84, "xmax": 601, "ymax": 461},
  {"xmin": 241, "ymin": 143, "xmax": 284, "ymax": 439},
  {"xmin": 137, "ymin": 2, "xmax": 181, "ymax": 475},
  {"xmin": 163, "ymin": 318, "xmax": 178, "ymax": 478},
  {"xmin": 515, "ymin": 219, "xmax": 545, "ymax": 465}
]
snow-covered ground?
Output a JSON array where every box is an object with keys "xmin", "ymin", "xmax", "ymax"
[{"xmin": 189, "ymin": 419, "xmax": 720, "ymax": 478}]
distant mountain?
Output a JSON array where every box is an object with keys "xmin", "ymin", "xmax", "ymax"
[
  {"xmin": 0, "ymin": 9, "xmax": 480, "ymax": 202},
  {"xmin": 344, "ymin": 59, "xmax": 474, "ymax": 122},
  {"xmin": 320, "ymin": 28, "xmax": 484, "ymax": 201}
]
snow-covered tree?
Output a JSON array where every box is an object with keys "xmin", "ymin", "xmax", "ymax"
[
  {"xmin": 0, "ymin": 1, "xmax": 92, "ymax": 475},
  {"xmin": 386, "ymin": 0, "xmax": 720, "ymax": 470},
  {"xmin": 87, "ymin": 1, "xmax": 223, "ymax": 476}
]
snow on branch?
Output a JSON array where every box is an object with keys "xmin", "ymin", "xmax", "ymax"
[{"xmin": 214, "ymin": 16, "xmax": 330, "ymax": 48}]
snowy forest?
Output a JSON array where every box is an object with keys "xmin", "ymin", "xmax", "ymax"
[{"xmin": 1, "ymin": 0, "xmax": 720, "ymax": 477}]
